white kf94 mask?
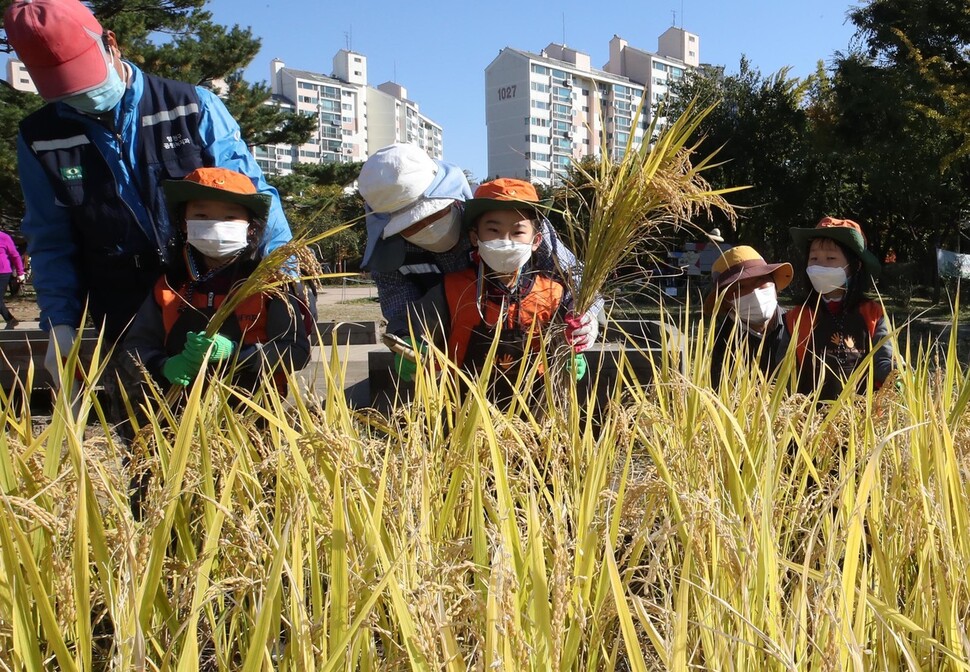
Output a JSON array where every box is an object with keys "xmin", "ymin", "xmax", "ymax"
[{"xmin": 186, "ymin": 219, "xmax": 250, "ymax": 259}]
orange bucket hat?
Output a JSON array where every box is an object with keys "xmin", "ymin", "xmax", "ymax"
[
  {"xmin": 162, "ymin": 167, "xmax": 272, "ymax": 221},
  {"xmin": 461, "ymin": 178, "xmax": 547, "ymax": 226}
]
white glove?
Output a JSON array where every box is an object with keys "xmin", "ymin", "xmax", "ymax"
[
  {"xmin": 564, "ymin": 308, "xmax": 600, "ymax": 353},
  {"xmin": 44, "ymin": 324, "xmax": 78, "ymax": 388},
  {"xmin": 16, "ymin": 274, "xmax": 24, "ymax": 282}
]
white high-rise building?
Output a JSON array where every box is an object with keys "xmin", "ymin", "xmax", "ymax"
[
  {"xmin": 256, "ymin": 52, "xmax": 443, "ymax": 176},
  {"xmin": 485, "ymin": 27, "xmax": 698, "ymax": 185},
  {"xmin": 367, "ymin": 82, "xmax": 443, "ymax": 159},
  {"xmin": 6, "ymin": 52, "xmax": 443, "ymax": 178}
]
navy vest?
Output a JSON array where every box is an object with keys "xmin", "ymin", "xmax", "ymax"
[
  {"xmin": 396, "ymin": 247, "xmax": 446, "ymax": 294},
  {"xmin": 20, "ymin": 72, "xmax": 207, "ymax": 340}
]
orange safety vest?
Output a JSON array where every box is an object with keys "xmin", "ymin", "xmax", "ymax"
[
  {"xmin": 444, "ymin": 268, "xmax": 564, "ymax": 369},
  {"xmin": 784, "ymin": 299, "xmax": 883, "ymax": 365},
  {"xmin": 154, "ymin": 277, "xmax": 270, "ymax": 348}
]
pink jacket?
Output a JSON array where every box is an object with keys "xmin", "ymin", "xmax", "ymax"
[{"xmin": 0, "ymin": 231, "xmax": 24, "ymax": 276}]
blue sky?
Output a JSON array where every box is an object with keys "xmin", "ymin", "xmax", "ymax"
[{"xmin": 206, "ymin": 0, "xmax": 862, "ymax": 179}]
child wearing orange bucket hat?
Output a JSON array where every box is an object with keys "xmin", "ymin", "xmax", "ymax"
[
  {"xmin": 703, "ymin": 245, "xmax": 793, "ymax": 387},
  {"xmin": 122, "ymin": 167, "xmax": 312, "ymax": 394},
  {"xmin": 403, "ymin": 178, "xmax": 585, "ymax": 406},
  {"xmin": 781, "ymin": 217, "xmax": 894, "ymax": 399}
]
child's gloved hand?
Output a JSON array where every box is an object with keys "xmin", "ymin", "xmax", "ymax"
[
  {"xmin": 571, "ymin": 353, "xmax": 588, "ymax": 382},
  {"xmin": 163, "ymin": 352, "xmax": 202, "ymax": 386},
  {"xmin": 185, "ymin": 331, "xmax": 236, "ymax": 363},
  {"xmin": 394, "ymin": 340, "xmax": 428, "ymax": 383},
  {"xmin": 564, "ymin": 310, "xmax": 599, "ymax": 353}
]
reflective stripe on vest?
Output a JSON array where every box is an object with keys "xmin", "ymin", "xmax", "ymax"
[
  {"xmin": 142, "ymin": 103, "xmax": 200, "ymax": 127},
  {"xmin": 444, "ymin": 268, "xmax": 563, "ymax": 368},
  {"xmin": 399, "ymin": 263, "xmax": 440, "ymax": 276},
  {"xmin": 30, "ymin": 135, "xmax": 90, "ymax": 152}
]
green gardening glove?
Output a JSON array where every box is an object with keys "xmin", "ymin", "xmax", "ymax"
[
  {"xmin": 394, "ymin": 340, "xmax": 428, "ymax": 383},
  {"xmin": 162, "ymin": 352, "xmax": 203, "ymax": 386},
  {"xmin": 571, "ymin": 353, "xmax": 588, "ymax": 382},
  {"xmin": 185, "ymin": 331, "xmax": 236, "ymax": 363}
]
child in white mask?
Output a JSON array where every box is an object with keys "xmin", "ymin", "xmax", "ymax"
[
  {"xmin": 122, "ymin": 167, "xmax": 312, "ymax": 394},
  {"xmin": 704, "ymin": 245, "xmax": 793, "ymax": 388},
  {"xmin": 782, "ymin": 217, "xmax": 894, "ymax": 399},
  {"xmin": 404, "ymin": 178, "xmax": 585, "ymax": 405}
]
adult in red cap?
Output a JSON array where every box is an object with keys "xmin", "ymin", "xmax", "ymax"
[
  {"xmin": 782, "ymin": 217, "xmax": 894, "ymax": 399},
  {"xmin": 4, "ymin": 0, "xmax": 290, "ymax": 391},
  {"xmin": 703, "ymin": 245, "xmax": 793, "ymax": 387}
]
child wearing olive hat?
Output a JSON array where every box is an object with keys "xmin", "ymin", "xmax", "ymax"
[
  {"xmin": 781, "ymin": 217, "xmax": 894, "ymax": 399},
  {"xmin": 122, "ymin": 167, "xmax": 311, "ymax": 394}
]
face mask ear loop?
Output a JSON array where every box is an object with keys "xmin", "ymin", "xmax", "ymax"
[{"xmin": 476, "ymin": 256, "xmax": 488, "ymax": 323}]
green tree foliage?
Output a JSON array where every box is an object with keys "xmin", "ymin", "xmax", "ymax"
[
  {"xmin": 667, "ymin": 58, "xmax": 813, "ymax": 260},
  {"xmin": 834, "ymin": 0, "xmax": 970, "ymax": 273},
  {"xmin": 662, "ymin": 0, "xmax": 969, "ymax": 284},
  {"xmin": 0, "ymin": 83, "xmax": 40, "ymax": 228},
  {"xmin": 0, "ymin": 0, "xmax": 312, "ymax": 226},
  {"xmin": 819, "ymin": 53, "xmax": 966, "ymax": 264},
  {"xmin": 270, "ymin": 162, "xmax": 365, "ymax": 270}
]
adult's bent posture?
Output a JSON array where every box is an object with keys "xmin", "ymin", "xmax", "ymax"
[
  {"xmin": 359, "ymin": 143, "xmax": 601, "ymax": 350},
  {"xmin": 5, "ymin": 0, "xmax": 290, "ymax": 386}
]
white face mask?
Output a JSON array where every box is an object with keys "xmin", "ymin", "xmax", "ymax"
[
  {"xmin": 186, "ymin": 219, "xmax": 250, "ymax": 259},
  {"xmin": 806, "ymin": 265, "xmax": 848, "ymax": 295},
  {"xmin": 731, "ymin": 284, "xmax": 777, "ymax": 325},
  {"xmin": 402, "ymin": 207, "xmax": 461, "ymax": 253},
  {"xmin": 477, "ymin": 239, "xmax": 534, "ymax": 274}
]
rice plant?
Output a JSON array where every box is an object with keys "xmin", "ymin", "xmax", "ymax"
[
  {"xmin": 2, "ymin": 108, "xmax": 969, "ymax": 670},
  {"xmin": 559, "ymin": 99, "xmax": 743, "ymax": 316},
  {"xmin": 1, "ymin": 298, "xmax": 969, "ymax": 670}
]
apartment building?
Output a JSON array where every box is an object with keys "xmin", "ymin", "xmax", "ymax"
[
  {"xmin": 6, "ymin": 51, "xmax": 442, "ymax": 178},
  {"xmin": 485, "ymin": 27, "xmax": 698, "ymax": 185},
  {"xmin": 256, "ymin": 51, "xmax": 443, "ymax": 176}
]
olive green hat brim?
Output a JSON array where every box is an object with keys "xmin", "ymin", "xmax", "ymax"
[
  {"xmin": 790, "ymin": 226, "xmax": 881, "ymax": 277},
  {"xmin": 163, "ymin": 179, "xmax": 273, "ymax": 222}
]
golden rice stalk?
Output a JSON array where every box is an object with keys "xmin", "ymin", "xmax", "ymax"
[
  {"xmin": 565, "ymin": 99, "xmax": 741, "ymax": 314},
  {"xmin": 203, "ymin": 225, "xmax": 356, "ymax": 338},
  {"xmin": 162, "ymin": 225, "xmax": 354, "ymax": 404}
]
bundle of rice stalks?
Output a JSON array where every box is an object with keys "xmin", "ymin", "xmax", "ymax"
[
  {"xmin": 160, "ymin": 226, "xmax": 355, "ymax": 404},
  {"xmin": 562, "ymin": 99, "xmax": 741, "ymax": 315}
]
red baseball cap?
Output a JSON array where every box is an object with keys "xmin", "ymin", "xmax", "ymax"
[{"xmin": 5, "ymin": 0, "xmax": 112, "ymax": 101}]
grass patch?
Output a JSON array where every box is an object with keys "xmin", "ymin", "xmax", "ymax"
[{"xmin": 338, "ymin": 296, "xmax": 380, "ymax": 306}]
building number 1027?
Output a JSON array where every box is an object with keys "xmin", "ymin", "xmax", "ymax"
[{"xmin": 497, "ymin": 85, "xmax": 517, "ymax": 100}]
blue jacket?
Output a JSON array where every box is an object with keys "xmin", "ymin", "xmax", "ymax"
[{"xmin": 16, "ymin": 62, "xmax": 290, "ymax": 334}]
